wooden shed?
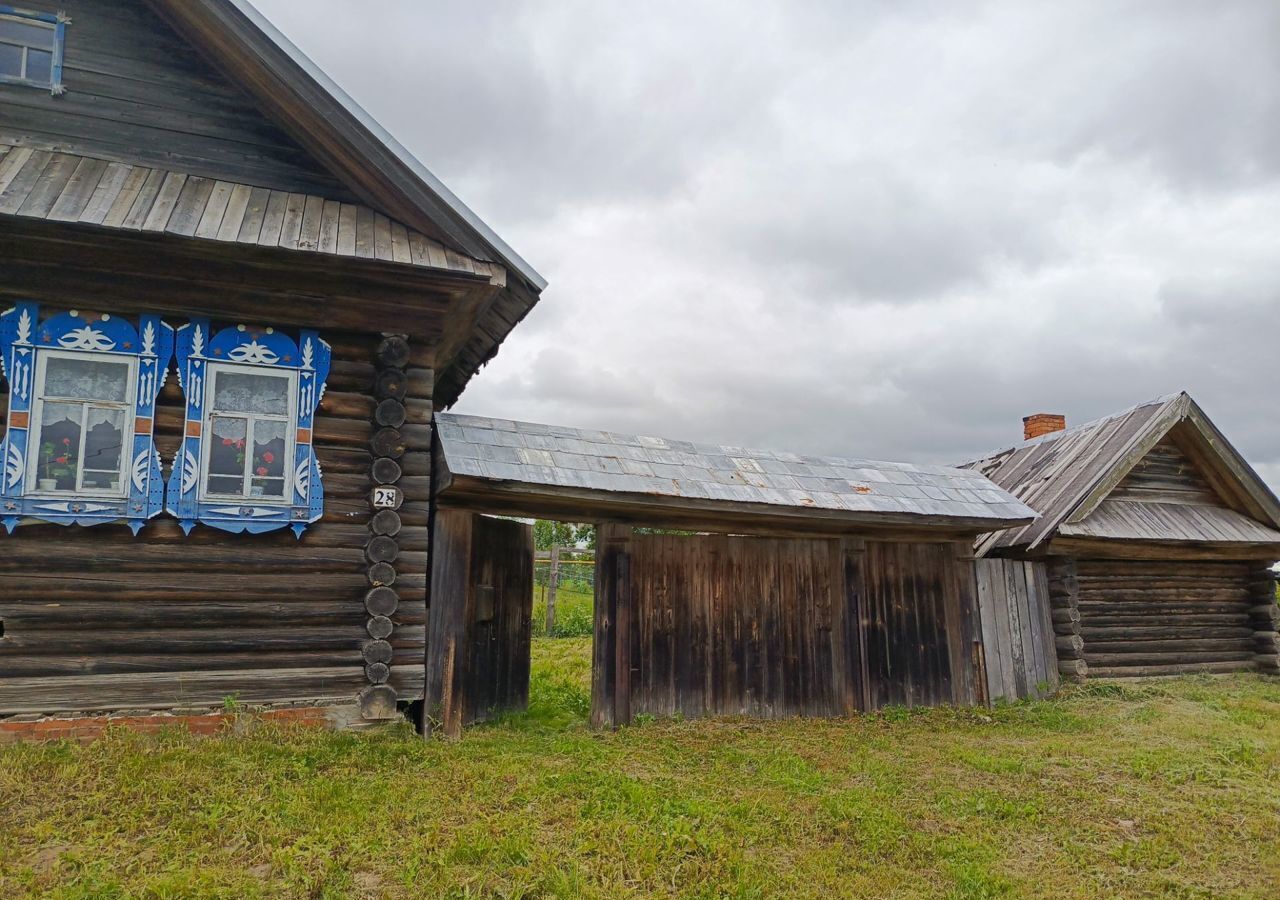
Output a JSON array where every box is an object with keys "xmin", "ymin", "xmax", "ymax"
[
  {"xmin": 0, "ymin": 0, "xmax": 544, "ymax": 722},
  {"xmin": 429, "ymin": 413, "xmax": 1035, "ymax": 734},
  {"xmin": 965, "ymin": 393, "xmax": 1280, "ymax": 681}
]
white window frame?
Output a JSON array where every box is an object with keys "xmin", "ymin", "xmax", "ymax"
[
  {"xmin": 197, "ymin": 361, "xmax": 298, "ymax": 505},
  {"xmin": 24, "ymin": 348, "xmax": 138, "ymax": 500}
]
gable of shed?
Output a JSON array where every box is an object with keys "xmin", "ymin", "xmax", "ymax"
[
  {"xmin": 0, "ymin": 0, "xmax": 350, "ymax": 198},
  {"xmin": 968, "ymin": 392, "xmax": 1280, "ymax": 554}
]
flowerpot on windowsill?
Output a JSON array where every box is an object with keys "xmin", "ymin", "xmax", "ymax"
[{"xmin": 38, "ymin": 478, "xmax": 57, "ymax": 491}]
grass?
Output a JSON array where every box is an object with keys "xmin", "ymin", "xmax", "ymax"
[
  {"xmin": 531, "ymin": 584, "xmax": 594, "ymax": 638},
  {"xmin": 1, "ymin": 642, "xmax": 1278, "ymax": 898}
]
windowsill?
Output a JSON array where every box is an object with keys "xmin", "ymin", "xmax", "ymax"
[{"xmin": 0, "ymin": 74, "xmax": 54, "ymax": 90}]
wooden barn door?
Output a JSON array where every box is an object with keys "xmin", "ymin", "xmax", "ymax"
[
  {"xmin": 860, "ymin": 542, "xmax": 981, "ymax": 710},
  {"xmin": 591, "ymin": 526, "xmax": 867, "ymax": 727},
  {"xmin": 426, "ymin": 510, "xmax": 533, "ymax": 737}
]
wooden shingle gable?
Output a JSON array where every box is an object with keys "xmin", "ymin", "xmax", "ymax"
[{"xmin": 966, "ymin": 392, "xmax": 1280, "ymax": 554}]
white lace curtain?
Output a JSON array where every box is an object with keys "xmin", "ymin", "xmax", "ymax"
[{"xmin": 43, "ymin": 357, "xmax": 129, "ymax": 403}]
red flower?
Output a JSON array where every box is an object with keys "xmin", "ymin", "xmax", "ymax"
[
  {"xmin": 222, "ymin": 438, "xmax": 234, "ymax": 446},
  {"xmin": 55, "ymin": 455, "xmax": 68, "ymax": 465},
  {"xmin": 236, "ymin": 440, "xmax": 245, "ymax": 450},
  {"xmin": 262, "ymin": 452, "xmax": 274, "ymax": 464},
  {"xmin": 256, "ymin": 466, "xmax": 268, "ymax": 476},
  {"xmin": 62, "ymin": 437, "xmax": 71, "ymax": 446}
]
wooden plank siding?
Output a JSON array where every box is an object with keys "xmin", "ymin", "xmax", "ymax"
[
  {"xmin": 425, "ymin": 511, "xmax": 534, "ymax": 737},
  {"xmin": 0, "ymin": 327, "xmax": 433, "ymax": 715},
  {"xmin": 0, "ymin": 0, "xmax": 350, "ymax": 197},
  {"xmin": 591, "ymin": 530, "xmax": 983, "ymax": 726},
  {"xmin": 974, "ymin": 559, "xmax": 1059, "ymax": 701}
]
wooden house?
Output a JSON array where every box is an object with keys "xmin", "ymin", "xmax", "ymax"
[
  {"xmin": 965, "ymin": 393, "xmax": 1280, "ymax": 681},
  {"xmin": 0, "ymin": 0, "xmax": 545, "ymax": 723},
  {"xmin": 429, "ymin": 414, "xmax": 1035, "ymax": 735}
]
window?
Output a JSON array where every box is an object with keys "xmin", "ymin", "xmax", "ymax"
[
  {"xmin": 0, "ymin": 8, "xmax": 68, "ymax": 94},
  {"xmin": 168, "ymin": 320, "xmax": 330, "ymax": 537},
  {"xmin": 0, "ymin": 304, "xmax": 173, "ymax": 533},
  {"xmin": 202, "ymin": 365, "xmax": 296, "ymax": 501},
  {"xmin": 29, "ymin": 351, "xmax": 135, "ymax": 496}
]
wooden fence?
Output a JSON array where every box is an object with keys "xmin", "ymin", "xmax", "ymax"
[{"xmin": 974, "ymin": 559, "xmax": 1060, "ymax": 702}]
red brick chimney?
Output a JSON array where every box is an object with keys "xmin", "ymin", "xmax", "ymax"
[{"xmin": 1023, "ymin": 413, "xmax": 1066, "ymax": 441}]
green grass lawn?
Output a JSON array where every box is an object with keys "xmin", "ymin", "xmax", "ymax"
[{"xmin": 2, "ymin": 640, "xmax": 1278, "ymax": 899}]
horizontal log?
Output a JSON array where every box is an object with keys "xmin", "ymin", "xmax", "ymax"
[
  {"xmin": 1051, "ymin": 608, "xmax": 1081, "ymax": 625},
  {"xmin": 1056, "ymin": 635, "xmax": 1084, "ymax": 654},
  {"xmin": 1083, "ymin": 650, "xmax": 1256, "ymax": 666},
  {"xmin": 0, "ymin": 572, "xmax": 427, "ymax": 602},
  {"xmin": 1082, "ymin": 626, "xmax": 1255, "ymax": 641},
  {"xmin": 1077, "ymin": 601, "xmax": 1252, "ymax": 614},
  {"xmin": 1081, "ymin": 638, "xmax": 1255, "ymax": 653},
  {"xmin": 1058, "ymin": 658, "xmax": 1087, "ymax": 677},
  {"xmin": 0, "ymin": 648, "xmax": 423, "ymax": 678},
  {"xmin": 1086, "ymin": 661, "xmax": 1257, "ymax": 678},
  {"xmin": 0, "ymin": 599, "xmax": 424, "ymax": 629},
  {"xmin": 1255, "ymin": 654, "xmax": 1280, "ymax": 671},
  {"xmin": 1081, "ymin": 614, "xmax": 1252, "ymax": 627},
  {"xmin": 0, "ymin": 666, "xmax": 370, "ymax": 714},
  {"xmin": 0, "ymin": 521, "xmax": 428, "ymax": 552},
  {"xmin": 0, "ymin": 625, "xmax": 425, "ymax": 655}
]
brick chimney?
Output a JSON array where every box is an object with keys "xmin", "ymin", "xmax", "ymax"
[{"xmin": 1023, "ymin": 413, "xmax": 1066, "ymax": 441}]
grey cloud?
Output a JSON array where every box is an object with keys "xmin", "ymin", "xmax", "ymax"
[{"xmin": 253, "ymin": 0, "xmax": 1280, "ymax": 492}]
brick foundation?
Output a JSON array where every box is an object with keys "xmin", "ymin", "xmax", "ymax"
[{"xmin": 0, "ymin": 703, "xmax": 368, "ymax": 745}]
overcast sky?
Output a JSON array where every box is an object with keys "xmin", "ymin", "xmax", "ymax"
[{"xmin": 256, "ymin": 0, "xmax": 1280, "ymax": 489}]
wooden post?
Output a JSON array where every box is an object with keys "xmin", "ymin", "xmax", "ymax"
[
  {"xmin": 591, "ymin": 524, "xmax": 633, "ymax": 729},
  {"xmin": 425, "ymin": 508, "xmax": 473, "ymax": 739},
  {"xmin": 614, "ymin": 549, "xmax": 632, "ymax": 726},
  {"xmin": 546, "ymin": 545, "xmax": 561, "ymax": 636}
]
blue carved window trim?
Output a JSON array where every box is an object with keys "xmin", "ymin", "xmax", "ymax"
[
  {"xmin": 0, "ymin": 6, "xmax": 69, "ymax": 95},
  {"xmin": 167, "ymin": 319, "xmax": 330, "ymax": 537},
  {"xmin": 0, "ymin": 303, "xmax": 173, "ymax": 534}
]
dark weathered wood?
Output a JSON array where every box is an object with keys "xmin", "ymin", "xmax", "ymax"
[
  {"xmin": 377, "ymin": 335, "xmax": 411, "ymax": 368},
  {"xmin": 367, "ymin": 562, "xmax": 397, "ymax": 587},
  {"xmin": 365, "ymin": 536, "xmax": 400, "ymax": 564},
  {"xmin": 371, "ymin": 458, "xmax": 402, "ymax": 485},
  {"xmin": 365, "ymin": 587, "xmax": 400, "ymax": 617},
  {"xmin": 424, "ymin": 510, "xmax": 533, "ymax": 737},
  {"xmin": 375, "ymin": 368, "xmax": 408, "ymax": 400},
  {"xmin": 365, "ymin": 662, "xmax": 390, "ymax": 684},
  {"xmin": 371, "ymin": 428, "xmax": 407, "ymax": 459},
  {"xmin": 362, "ymin": 641, "xmax": 394, "ymax": 665},
  {"xmin": 369, "ymin": 510, "xmax": 402, "ymax": 537},
  {"xmin": 375, "ymin": 399, "xmax": 407, "ymax": 428},
  {"xmin": 366, "ymin": 616, "xmax": 394, "ymax": 640}
]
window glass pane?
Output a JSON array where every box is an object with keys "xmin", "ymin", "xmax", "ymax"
[
  {"xmin": 37, "ymin": 402, "xmax": 81, "ymax": 491},
  {"xmin": 81, "ymin": 408, "xmax": 125, "ymax": 490},
  {"xmin": 25, "ymin": 47, "xmax": 50, "ymax": 84},
  {"xmin": 0, "ymin": 18, "xmax": 54, "ymax": 49},
  {"xmin": 250, "ymin": 420, "xmax": 287, "ymax": 497},
  {"xmin": 43, "ymin": 356, "xmax": 130, "ymax": 403},
  {"xmin": 0, "ymin": 42, "xmax": 21, "ymax": 77},
  {"xmin": 207, "ymin": 416, "xmax": 248, "ymax": 495},
  {"xmin": 213, "ymin": 371, "xmax": 290, "ymax": 415}
]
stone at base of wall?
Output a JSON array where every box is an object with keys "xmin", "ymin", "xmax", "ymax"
[{"xmin": 0, "ymin": 701, "xmax": 387, "ymax": 745}]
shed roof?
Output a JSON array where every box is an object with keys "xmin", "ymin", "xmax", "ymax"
[
  {"xmin": 436, "ymin": 413, "xmax": 1036, "ymax": 535},
  {"xmin": 963, "ymin": 392, "xmax": 1280, "ymax": 555}
]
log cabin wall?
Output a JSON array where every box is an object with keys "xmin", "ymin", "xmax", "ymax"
[
  {"xmin": 0, "ymin": 0, "xmax": 351, "ymax": 198},
  {"xmin": 0, "ymin": 314, "xmax": 432, "ymax": 716},
  {"xmin": 591, "ymin": 527, "xmax": 982, "ymax": 727},
  {"xmin": 1071, "ymin": 558, "xmax": 1272, "ymax": 678}
]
